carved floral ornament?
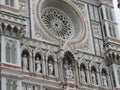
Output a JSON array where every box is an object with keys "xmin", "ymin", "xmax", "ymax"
[{"xmin": 36, "ymin": 0, "xmax": 87, "ymax": 47}]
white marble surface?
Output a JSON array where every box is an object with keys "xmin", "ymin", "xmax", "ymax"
[{"xmin": 113, "ymin": 0, "xmax": 120, "ymax": 39}]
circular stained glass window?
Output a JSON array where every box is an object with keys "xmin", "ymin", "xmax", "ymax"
[{"xmin": 41, "ymin": 8, "xmax": 74, "ymax": 40}]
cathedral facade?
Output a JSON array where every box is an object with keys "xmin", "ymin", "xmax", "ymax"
[{"xmin": 0, "ymin": 0, "xmax": 120, "ymax": 90}]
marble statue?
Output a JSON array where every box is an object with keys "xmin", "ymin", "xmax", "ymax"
[
  {"xmin": 68, "ymin": 65, "xmax": 73, "ymax": 79},
  {"xmin": 81, "ymin": 68, "xmax": 86, "ymax": 83},
  {"xmin": 23, "ymin": 54, "xmax": 28, "ymax": 71},
  {"xmin": 48, "ymin": 60, "xmax": 54, "ymax": 75},
  {"xmin": 35, "ymin": 57, "xmax": 42, "ymax": 73},
  {"xmin": 92, "ymin": 71, "xmax": 97, "ymax": 85},
  {"xmin": 64, "ymin": 61, "xmax": 73, "ymax": 79},
  {"xmin": 102, "ymin": 73, "xmax": 107, "ymax": 87}
]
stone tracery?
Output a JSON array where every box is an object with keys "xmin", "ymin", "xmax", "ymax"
[{"xmin": 41, "ymin": 8, "xmax": 73, "ymax": 40}]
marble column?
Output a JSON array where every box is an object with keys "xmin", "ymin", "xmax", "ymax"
[
  {"xmin": 88, "ymin": 68, "xmax": 92, "ymax": 85},
  {"xmin": 86, "ymin": 69, "xmax": 90, "ymax": 84},
  {"xmin": 59, "ymin": 57, "xmax": 64, "ymax": 81},
  {"xmin": 33, "ymin": 56, "xmax": 35, "ymax": 73},
  {"xmin": 113, "ymin": 64, "xmax": 119, "ymax": 87},
  {"xmin": 42, "ymin": 59, "xmax": 46, "ymax": 75},
  {"xmin": 29, "ymin": 53, "xmax": 33, "ymax": 73},
  {"xmin": 45, "ymin": 59, "xmax": 48, "ymax": 76},
  {"xmin": 54, "ymin": 61, "xmax": 59, "ymax": 78}
]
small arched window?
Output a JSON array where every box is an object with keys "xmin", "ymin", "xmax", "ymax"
[
  {"xmin": 6, "ymin": 41, "xmax": 16, "ymax": 64},
  {"xmin": 5, "ymin": 0, "xmax": 14, "ymax": 7},
  {"xmin": 1, "ymin": 23, "xmax": 5, "ymax": 31},
  {"xmin": 6, "ymin": 42, "xmax": 11, "ymax": 63}
]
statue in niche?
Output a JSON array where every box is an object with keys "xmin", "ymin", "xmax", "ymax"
[
  {"xmin": 22, "ymin": 54, "xmax": 28, "ymax": 71},
  {"xmin": 35, "ymin": 57, "xmax": 42, "ymax": 73},
  {"xmin": 68, "ymin": 65, "xmax": 73, "ymax": 79},
  {"xmin": 64, "ymin": 60, "xmax": 69, "ymax": 79},
  {"xmin": 81, "ymin": 68, "xmax": 86, "ymax": 83},
  {"xmin": 48, "ymin": 60, "xmax": 54, "ymax": 76},
  {"xmin": 102, "ymin": 73, "xmax": 108, "ymax": 87},
  {"xmin": 64, "ymin": 60, "xmax": 73, "ymax": 79},
  {"xmin": 91, "ymin": 71, "xmax": 97, "ymax": 85}
]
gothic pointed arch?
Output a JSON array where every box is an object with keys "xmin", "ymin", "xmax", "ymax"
[
  {"xmin": 63, "ymin": 51, "xmax": 75, "ymax": 64},
  {"xmin": 80, "ymin": 63, "xmax": 87, "ymax": 70},
  {"xmin": 46, "ymin": 50, "xmax": 56, "ymax": 62},
  {"xmin": 12, "ymin": 26, "xmax": 18, "ymax": 36},
  {"xmin": 21, "ymin": 41, "xmax": 32, "ymax": 56},
  {"xmin": 79, "ymin": 58, "xmax": 88, "ymax": 70},
  {"xmin": 21, "ymin": 41, "xmax": 32, "ymax": 71},
  {"xmin": 89, "ymin": 60, "xmax": 98, "ymax": 72},
  {"xmin": 33, "ymin": 46, "xmax": 44, "ymax": 60},
  {"xmin": 99, "ymin": 62, "xmax": 109, "ymax": 74},
  {"xmin": 6, "ymin": 24, "xmax": 12, "ymax": 35},
  {"xmin": 116, "ymin": 54, "xmax": 120, "ymax": 62},
  {"xmin": 6, "ymin": 24, "xmax": 12, "ymax": 30},
  {"xmin": 1, "ymin": 22, "xmax": 6, "ymax": 33}
]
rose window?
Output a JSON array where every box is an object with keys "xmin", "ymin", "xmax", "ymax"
[
  {"xmin": 36, "ymin": 0, "xmax": 87, "ymax": 47},
  {"xmin": 41, "ymin": 8, "xmax": 73, "ymax": 40}
]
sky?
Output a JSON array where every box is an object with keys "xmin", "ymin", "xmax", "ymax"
[{"xmin": 113, "ymin": 0, "xmax": 120, "ymax": 38}]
